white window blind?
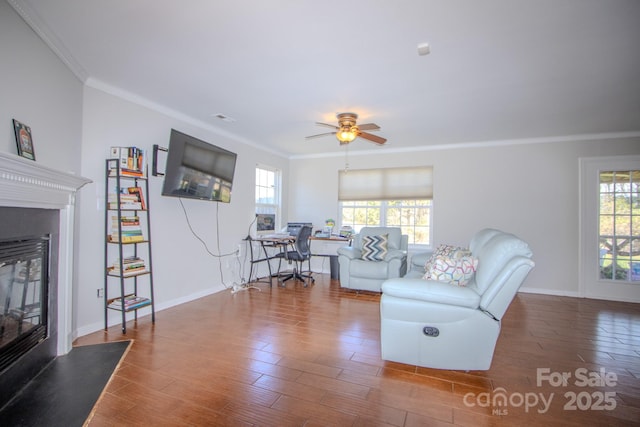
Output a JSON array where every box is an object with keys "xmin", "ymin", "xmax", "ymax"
[{"xmin": 338, "ymin": 166, "xmax": 433, "ymax": 201}]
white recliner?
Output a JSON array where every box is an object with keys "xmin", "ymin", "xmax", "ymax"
[
  {"xmin": 337, "ymin": 227, "xmax": 408, "ymax": 292},
  {"xmin": 380, "ymin": 228, "xmax": 534, "ymax": 370}
]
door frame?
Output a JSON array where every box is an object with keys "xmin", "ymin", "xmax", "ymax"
[{"xmin": 579, "ymin": 155, "xmax": 640, "ymax": 302}]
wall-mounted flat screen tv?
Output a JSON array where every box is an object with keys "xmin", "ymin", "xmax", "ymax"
[{"xmin": 161, "ymin": 129, "xmax": 237, "ymax": 203}]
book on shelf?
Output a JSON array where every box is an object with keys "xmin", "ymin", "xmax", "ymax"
[
  {"xmin": 108, "ymin": 294, "xmax": 151, "ymax": 311},
  {"xmin": 108, "ymin": 234, "xmax": 145, "ymax": 243},
  {"xmin": 109, "ymin": 256, "xmax": 148, "ymax": 276},
  {"xmin": 110, "ymin": 215, "xmax": 143, "ymax": 242},
  {"xmin": 108, "ymin": 203, "xmax": 143, "ymax": 210},
  {"xmin": 109, "ymin": 146, "xmax": 147, "ymax": 177},
  {"xmin": 113, "ymin": 225, "xmax": 142, "ymax": 233},
  {"xmin": 108, "ymin": 187, "xmax": 146, "ymax": 210},
  {"xmin": 111, "ymin": 215, "xmax": 140, "ymax": 230},
  {"xmin": 108, "ymin": 193, "xmax": 141, "ymax": 209},
  {"xmin": 110, "ymin": 216, "xmax": 142, "ymax": 229},
  {"xmin": 116, "ymin": 215, "xmax": 140, "ymax": 226},
  {"xmin": 127, "ymin": 187, "xmax": 146, "ymax": 210},
  {"xmin": 109, "ymin": 266, "xmax": 148, "ymax": 276},
  {"xmin": 116, "ymin": 255, "xmax": 146, "ymax": 267}
]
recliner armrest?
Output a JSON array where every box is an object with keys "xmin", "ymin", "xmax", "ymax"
[
  {"xmin": 410, "ymin": 251, "xmax": 432, "ymax": 269},
  {"xmin": 337, "ymin": 246, "xmax": 361, "ymax": 260},
  {"xmin": 381, "ymin": 278, "xmax": 481, "ymax": 309},
  {"xmin": 384, "ymin": 249, "xmax": 406, "ymax": 262}
]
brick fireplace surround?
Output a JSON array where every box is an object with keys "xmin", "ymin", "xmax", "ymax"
[{"xmin": 0, "ymin": 152, "xmax": 90, "ymax": 405}]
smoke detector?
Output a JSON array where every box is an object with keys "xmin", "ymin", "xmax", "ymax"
[{"xmin": 417, "ymin": 43, "xmax": 430, "ymax": 56}]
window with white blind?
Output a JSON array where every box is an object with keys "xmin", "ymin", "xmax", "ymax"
[{"xmin": 338, "ymin": 166, "xmax": 433, "ymax": 245}]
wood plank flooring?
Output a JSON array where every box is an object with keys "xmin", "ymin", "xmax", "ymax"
[{"xmin": 75, "ymin": 275, "xmax": 640, "ymax": 426}]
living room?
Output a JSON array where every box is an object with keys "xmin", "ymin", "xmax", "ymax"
[{"xmin": 1, "ymin": 1, "xmax": 639, "ymax": 425}]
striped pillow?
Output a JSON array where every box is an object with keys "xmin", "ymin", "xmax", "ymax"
[{"xmin": 361, "ymin": 234, "xmax": 388, "ymax": 261}]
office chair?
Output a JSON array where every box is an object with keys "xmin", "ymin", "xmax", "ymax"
[{"xmin": 275, "ymin": 225, "xmax": 314, "ymax": 286}]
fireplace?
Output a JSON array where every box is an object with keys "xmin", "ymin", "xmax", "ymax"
[
  {"xmin": 0, "ymin": 153, "xmax": 90, "ymax": 408},
  {"xmin": 0, "ymin": 235, "xmax": 50, "ymax": 372}
]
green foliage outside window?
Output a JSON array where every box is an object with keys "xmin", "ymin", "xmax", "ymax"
[
  {"xmin": 340, "ymin": 199, "xmax": 431, "ymax": 245},
  {"xmin": 599, "ymin": 170, "xmax": 640, "ymax": 281}
]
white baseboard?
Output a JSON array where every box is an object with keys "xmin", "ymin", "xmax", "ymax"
[
  {"xmin": 519, "ymin": 286, "xmax": 640, "ymax": 303},
  {"xmin": 74, "ymin": 287, "xmax": 220, "ymax": 339},
  {"xmin": 518, "ymin": 286, "xmax": 580, "ymax": 298}
]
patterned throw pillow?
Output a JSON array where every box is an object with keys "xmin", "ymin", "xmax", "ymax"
[
  {"xmin": 424, "ymin": 255, "xmax": 478, "ymax": 286},
  {"xmin": 361, "ymin": 234, "xmax": 389, "ymax": 261},
  {"xmin": 424, "ymin": 244, "xmax": 468, "ymax": 272}
]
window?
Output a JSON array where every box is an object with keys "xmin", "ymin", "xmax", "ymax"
[
  {"xmin": 598, "ymin": 170, "xmax": 640, "ymax": 281},
  {"xmin": 338, "ymin": 166, "xmax": 433, "ymax": 245},
  {"xmin": 340, "ymin": 199, "xmax": 432, "ymax": 245},
  {"xmin": 255, "ymin": 165, "xmax": 281, "ymax": 230}
]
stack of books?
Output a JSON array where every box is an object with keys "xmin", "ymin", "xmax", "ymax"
[
  {"xmin": 109, "ymin": 146, "xmax": 146, "ymax": 177},
  {"xmin": 108, "ymin": 216, "xmax": 144, "ymax": 243},
  {"xmin": 108, "ymin": 186, "xmax": 145, "ymax": 210},
  {"xmin": 109, "ymin": 256, "xmax": 147, "ymax": 276},
  {"xmin": 108, "ymin": 294, "xmax": 151, "ymax": 311}
]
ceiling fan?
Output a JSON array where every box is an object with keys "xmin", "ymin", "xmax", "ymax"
[{"xmin": 305, "ymin": 112, "xmax": 387, "ymax": 145}]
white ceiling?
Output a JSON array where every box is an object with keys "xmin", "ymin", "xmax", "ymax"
[{"xmin": 12, "ymin": 0, "xmax": 640, "ymax": 157}]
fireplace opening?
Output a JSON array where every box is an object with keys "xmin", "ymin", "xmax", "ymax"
[{"xmin": 0, "ymin": 236, "xmax": 49, "ymax": 373}]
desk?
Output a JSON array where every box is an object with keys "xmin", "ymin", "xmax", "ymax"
[
  {"xmin": 245, "ymin": 236, "xmax": 293, "ymax": 284},
  {"xmin": 246, "ymin": 235, "xmax": 350, "ymax": 282},
  {"xmin": 309, "ymin": 236, "xmax": 351, "ymax": 279}
]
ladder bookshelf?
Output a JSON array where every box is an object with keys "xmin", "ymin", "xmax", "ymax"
[{"xmin": 104, "ymin": 154, "xmax": 155, "ymax": 333}]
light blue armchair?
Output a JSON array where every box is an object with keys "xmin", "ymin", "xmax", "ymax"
[{"xmin": 337, "ymin": 227, "xmax": 408, "ymax": 292}]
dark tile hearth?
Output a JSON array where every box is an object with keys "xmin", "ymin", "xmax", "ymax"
[{"xmin": 0, "ymin": 340, "xmax": 130, "ymax": 427}]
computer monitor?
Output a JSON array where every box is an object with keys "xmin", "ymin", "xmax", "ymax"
[
  {"xmin": 287, "ymin": 222, "xmax": 312, "ymax": 236},
  {"xmin": 256, "ymin": 214, "xmax": 276, "ymax": 234}
]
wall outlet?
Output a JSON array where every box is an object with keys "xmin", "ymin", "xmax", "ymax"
[{"xmin": 97, "ymin": 288, "xmax": 104, "ymax": 298}]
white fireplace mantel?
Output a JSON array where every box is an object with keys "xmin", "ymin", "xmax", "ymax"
[{"xmin": 0, "ymin": 152, "xmax": 91, "ymax": 355}]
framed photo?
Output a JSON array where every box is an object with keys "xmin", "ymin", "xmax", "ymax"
[{"xmin": 13, "ymin": 119, "xmax": 36, "ymax": 160}]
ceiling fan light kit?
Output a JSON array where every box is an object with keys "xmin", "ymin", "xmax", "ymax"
[{"xmin": 337, "ymin": 125, "xmax": 358, "ymax": 144}]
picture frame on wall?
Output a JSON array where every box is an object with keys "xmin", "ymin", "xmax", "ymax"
[{"xmin": 13, "ymin": 119, "xmax": 36, "ymax": 160}]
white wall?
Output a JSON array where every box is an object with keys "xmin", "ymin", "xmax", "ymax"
[
  {"xmin": 1, "ymin": 2, "xmax": 87, "ymax": 344},
  {"xmin": 0, "ymin": 2, "xmax": 82, "ymax": 172},
  {"xmin": 288, "ymin": 137, "xmax": 640, "ymax": 296},
  {"xmin": 75, "ymin": 86, "xmax": 288, "ymax": 335}
]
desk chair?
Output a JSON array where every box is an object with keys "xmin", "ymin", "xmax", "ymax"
[{"xmin": 275, "ymin": 225, "xmax": 314, "ymax": 286}]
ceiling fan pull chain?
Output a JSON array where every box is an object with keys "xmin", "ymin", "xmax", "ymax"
[{"xmin": 344, "ymin": 145, "xmax": 349, "ymax": 172}]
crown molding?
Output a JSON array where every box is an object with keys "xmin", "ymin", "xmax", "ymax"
[
  {"xmin": 85, "ymin": 77, "xmax": 288, "ymax": 158},
  {"xmin": 289, "ymin": 131, "xmax": 640, "ymax": 160},
  {"xmin": 8, "ymin": 0, "xmax": 88, "ymax": 82}
]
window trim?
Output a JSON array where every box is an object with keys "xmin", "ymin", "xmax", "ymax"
[
  {"xmin": 255, "ymin": 164, "xmax": 281, "ymax": 231},
  {"xmin": 579, "ymin": 155, "xmax": 640, "ymax": 302}
]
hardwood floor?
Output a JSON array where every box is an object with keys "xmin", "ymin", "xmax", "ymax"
[{"xmin": 75, "ymin": 275, "xmax": 640, "ymax": 426}]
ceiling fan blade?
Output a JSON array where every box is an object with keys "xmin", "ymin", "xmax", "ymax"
[
  {"xmin": 358, "ymin": 132, "xmax": 387, "ymax": 145},
  {"xmin": 315, "ymin": 122, "xmax": 339, "ymax": 130},
  {"xmin": 357, "ymin": 123, "xmax": 380, "ymax": 131},
  {"xmin": 305, "ymin": 132, "xmax": 336, "ymax": 140}
]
